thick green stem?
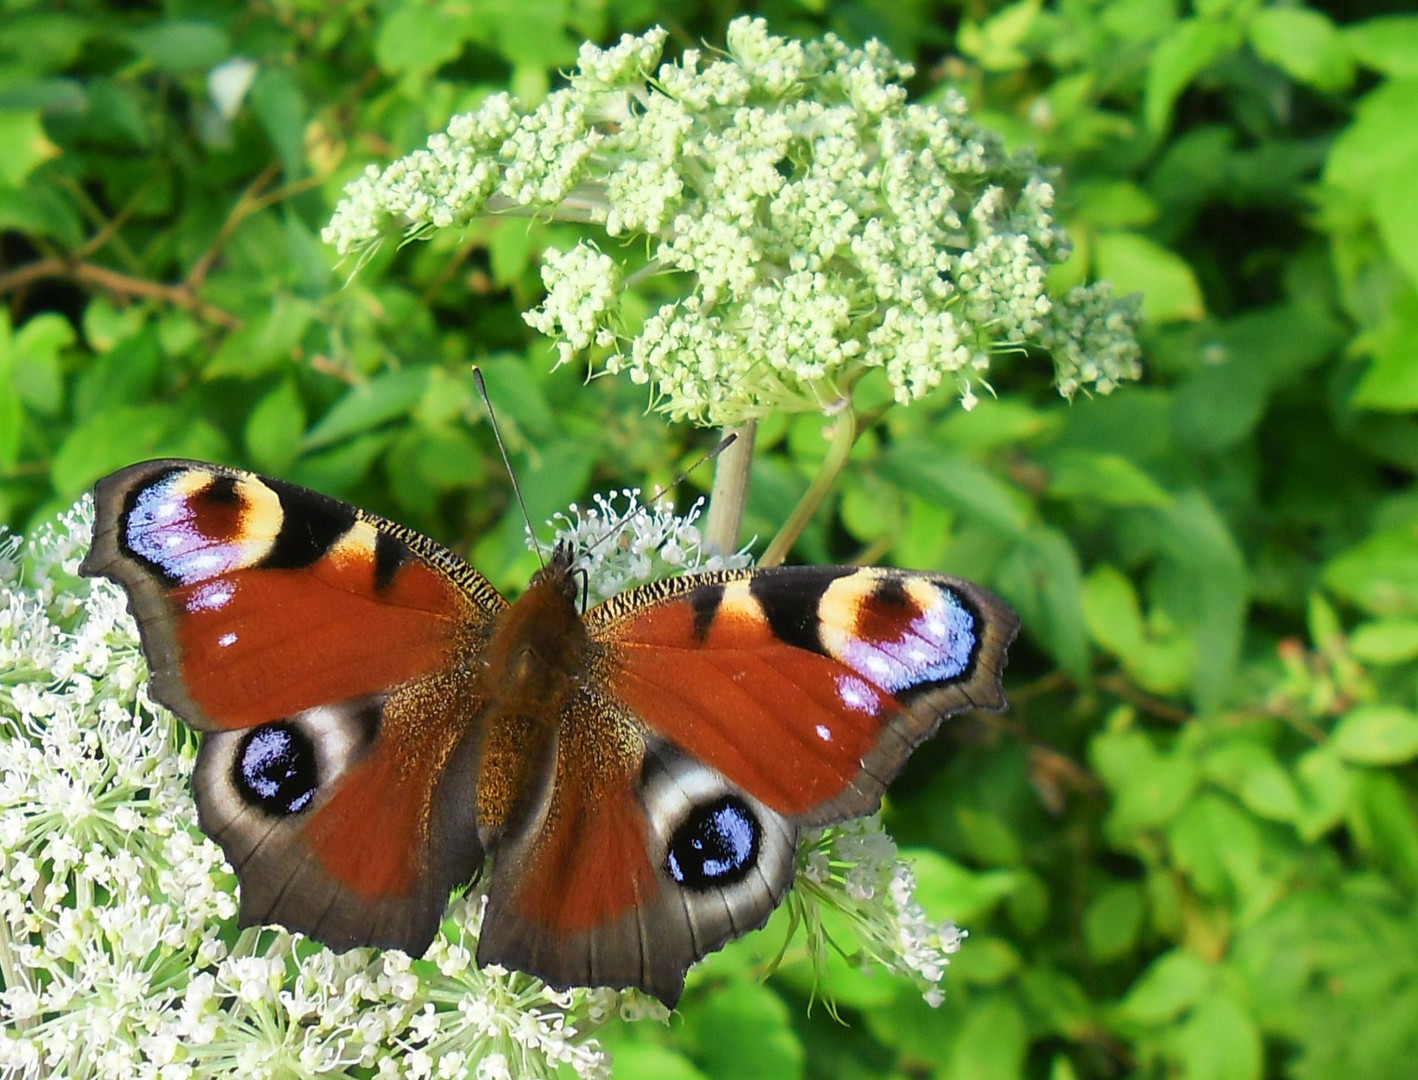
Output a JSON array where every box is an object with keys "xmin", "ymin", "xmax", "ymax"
[
  {"xmin": 759, "ymin": 409, "xmax": 858, "ymax": 568},
  {"xmin": 704, "ymin": 421, "xmax": 756, "ymax": 554}
]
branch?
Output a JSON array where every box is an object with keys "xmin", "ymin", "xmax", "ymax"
[{"xmin": 0, "ymin": 257, "xmax": 243, "ymax": 329}]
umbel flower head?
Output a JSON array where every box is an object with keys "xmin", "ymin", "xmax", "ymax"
[
  {"xmin": 325, "ymin": 17, "xmax": 1141, "ymax": 426},
  {"xmin": 1, "ymin": 497, "xmax": 965, "ymax": 1077}
]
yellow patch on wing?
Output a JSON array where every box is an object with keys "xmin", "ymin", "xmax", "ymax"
[
  {"xmin": 816, "ymin": 569, "xmax": 887, "ymax": 660},
  {"xmin": 232, "ymin": 476, "xmax": 285, "ymax": 567},
  {"xmin": 717, "ymin": 579, "xmax": 767, "ymax": 625},
  {"xmin": 328, "ymin": 519, "xmax": 380, "ymax": 569}
]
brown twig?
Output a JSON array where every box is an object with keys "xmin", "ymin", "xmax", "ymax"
[
  {"xmin": 0, "ymin": 257, "xmax": 243, "ymax": 329},
  {"xmin": 185, "ymin": 163, "xmax": 283, "ymax": 290},
  {"xmin": 1094, "ymin": 675, "xmax": 1194, "ymax": 724}
]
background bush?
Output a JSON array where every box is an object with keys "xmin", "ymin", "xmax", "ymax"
[{"xmin": 2, "ymin": 1, "xmax": 1416, "ymax": 1078}]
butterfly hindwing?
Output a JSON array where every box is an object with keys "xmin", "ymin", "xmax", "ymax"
[
  {"xmin": 82, "ymin": 459, "xmax": 503, "ymax": 955},
  {"xmin": 477, "ymin": 707, "xmax": 797, "ymax": 1005}
]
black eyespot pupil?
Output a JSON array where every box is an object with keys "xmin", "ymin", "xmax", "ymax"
[
  {"xmin": 666, "ymin": 795, "xmax": 760, "ymax": 888},
  {"xmin": 234, "ymin": 722, "xmax": 317, "ymax": 816}
]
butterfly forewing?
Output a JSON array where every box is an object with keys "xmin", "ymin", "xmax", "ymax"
[{"xmin": 592, "ymin": 565, "xmax": 1018, "ymax": 823}]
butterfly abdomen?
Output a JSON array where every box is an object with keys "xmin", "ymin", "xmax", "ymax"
[{"xmin": 471, "ymin": 566, "xmax": 595, "ymax": 846}]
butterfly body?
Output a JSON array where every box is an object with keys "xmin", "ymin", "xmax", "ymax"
[{"xmin": 82, "ymin": 459, "xmax": 1018, "ymax": 1005}]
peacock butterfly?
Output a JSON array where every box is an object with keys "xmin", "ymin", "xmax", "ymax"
[{"xmin": 80, "ymin": 459, "xmax": 1018, "ymax": 1005}]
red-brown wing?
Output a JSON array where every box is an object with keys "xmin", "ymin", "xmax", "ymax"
[
  {"xmin": 82, "ymin": 459, "xmax": 503, "ymax": 955},
  {"xmin": 476, "ymin": 564, "xmax": 1017, "ymax": 1006},
  {"xmin": 593, "ymin": 565, "xmax": 1019, "ymax": 825},
  {"xmin": 476, "ymin": 695, "xmax": 798, "ymax": 1007},
  {"xmin": 82, "ymin": 459, "xmax": 504, "ymax": 728}
]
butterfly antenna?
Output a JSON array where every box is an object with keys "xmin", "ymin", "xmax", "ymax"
[
  {"xmin": 581, "ymin": 433, "xmax": 738, "ymax": 560},
  {"xmin": 473, "ymin": 366, "xmax": 545, "ymax": 570}
]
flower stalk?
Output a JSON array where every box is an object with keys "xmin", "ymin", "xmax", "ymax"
[
  {"xmin": 760, "ymin": 408, "xmax": 858, "ymax": 569},
  {"xmin": 704, "ymin": 421, "xmax": 756, "ymax": 555}
]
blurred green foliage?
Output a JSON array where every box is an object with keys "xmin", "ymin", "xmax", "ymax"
[{"xmin": 2, "ymin": 0, "xmax": 1417, "ymax": 1078}]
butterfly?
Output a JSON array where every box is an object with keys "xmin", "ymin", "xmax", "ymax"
[{"xmin": 80, "ymin": 459, "xmax": 1018, "ymax": 1005}]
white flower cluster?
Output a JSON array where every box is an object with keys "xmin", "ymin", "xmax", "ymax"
[
  {"xmin": 798, "ymin": 817, "xmax": 966, "ymax": 1009},
  {"xmin": 324, "ymin": 17, "xmax": 1141, "ymax": 425},
  {"xmin": 546, "ymin": 489, "xmax": 752, "ymax": 606},
  {"xmin": 0, "ymin": 504, "xmax": 626, "ymax": 1080}
]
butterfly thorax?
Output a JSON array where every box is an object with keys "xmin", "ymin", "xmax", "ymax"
[{"xmin": 471, "ymin": 550, "xmax": 588, "ymax": 842}]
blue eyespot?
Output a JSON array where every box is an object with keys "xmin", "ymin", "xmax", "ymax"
[
  {"xmin": 234, "ymin": 722, "xmax": 318, "ymax": 816},
  {"xmin": 666, "ymin": 796, "xmax": 760, "ymax": 889}
]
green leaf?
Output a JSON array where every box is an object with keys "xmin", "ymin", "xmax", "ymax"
[
  {"xmin": 1172, "ymin": 302, "xmax": 1344, "ymax": 448},
  {"xmin": 1047, "ymin": 450, "xmax": 1172, "ymax": 506},
  {"xmin": 289, "ymin": 432, "xmax": 392, "ymax": 495},
  {"xmin": 250, "ymin": 65, "xmax": 307, "ymax": 176},
  {"xmin": 1347, "ymin": 770, "xmax": 1418, "ymax": 888},
  {"xmin": 1169, "ymin": 793, "xmax": 1263, "ymax": 900},
  {"xmin": 1144, "ymin": 18, "xmax": 1238, "ymax": 133},
  {"xmin": 1018, "ymin": 525, "xmax": 1090, "ymax": 679},
  {"xmin": 1374, "ymin": 163, "xmax": 1418, "ymax": 295},
  {"xmin": 880, "ymin": 444, "xmax": 1031, "ymax": 538},
  {"xmin": 0, "ymin": 316, "xmax": 21, "ymax": 471},
  {"xmin": 955, "ymin": 807, "xmax": 1025, "ymax": 866},
  {"xmin": 302, "ymin": 368, "xmax": 432, "ymax": 450},
  {"xmin": 1153, "ymin": 492, "xmax": 1249, "ymax": 714},
  {"xmin": 1323, "ymin": 80, "xmax": 1418, "ymax": 195},
  {"xmin": 603, "ymin": 1043, "xmax": 709, "ymax": 1080},
  {"xmin": 958, "ymin": 0, "xmax": 1044, "ymax": 72},
  {"xmin": 948, "ymin": 995, "xmax": 1028, "ymax": 1080},
  {"xmin": 1118, "ymin": 949, "xmax": 1213, "ymax": 1024},
  {"xmin": 1093, "ymin": 727, "xmax": 1199, "ymax": 833},
  {"xmin": 1019, "ymin": 964, "xmax": 1093, "ymax": 1038},
  {"xmin": 1093, "ymin": 231, "xmax": 1205, "ymax": 322},
  {"xmin": 1178, "ymin": 993, "xmax": 1263, "ymax": 1080},
  {"xmin": 1345, "ymin": 16, "xmax": 1418, "ymax": 77},
  {"xmin": 1331, "ymin": 705, "xmax": 1418, "ymax": 765},
  {"xmin": 0, "ymin": 110, "xmax": 59, "ymax": 187},
  {"xmin": 11, "ymin": 312, "xmax": 73, "ymax": 416},
  {"xmin": 375, "ymin": 4, "xmax": 470, "ymax": 77},
  {"xmin": 950, "ymin": 936, "xmax": 1023, "ymax": 985},
  {"xmin": 1121, "ymin": 752, "xmax": 1199, "ymax": 835},
  {"xmin": 0, "ymin": 181, "xmax": 84, "ymax": 247},
  {"xmin": 1296, "ymin": 747, "xmax": 1354, "ymax": 840},
  {"xmin": 51, "ymin": 406, "xmax": 228, "ymax": 497},
  {"xmin": 1324, "ymin": 526, "xmax": 1418, "ymax": 617},
  {"xmin": 682, "ymin": 981, "xmax": 804, "ymax": 1080},
  {"xmin": 907, "ymin": 848, "xmax": 1021, "ymax": 923},
  {"xmin": 1085, "ymin": 565, "xmax": 1149, "ymax": 659},
  {"xmin": 1248, "ymin": 8, "xmax": 1352, "ymax": 92},
  {"xmin": 126, "ymin": 21, "xmax": 230, "ymax": 73},
  {"xmin": 1083, "ymin": 882, "xmax": 1144, "ymax": 963},
  {"xmin": 1202, "ymin": 739, "xmax": 1303, "ymax": 824},
  {"xmin": 206, "ymin": 298, "xmax": 313, "ymax": 380},
  {"xmin": 245, "ymin": 380, "xmax": 307, "ymax": 473},
  {"xmin": 0, "ymin": 12, "xmax": 89, "ymax": 71},
  {"xmin": 1069, "ymin": 179, "xmax": 1158, "ymax": 229},
  {"xmin": 1353, "ymin": 349, "xmax": 1418, "ymax": 412},
  {"xmin": 1351, "ymin": 618, "xmax": 1418, "ymax": 664},
  {"xmin": 474, "ymin": 357, "xmax": 556, "ymax": 436},
  {"xmin": 414, "ymin": 427, "xmax": 485, "ymax": 488}
]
